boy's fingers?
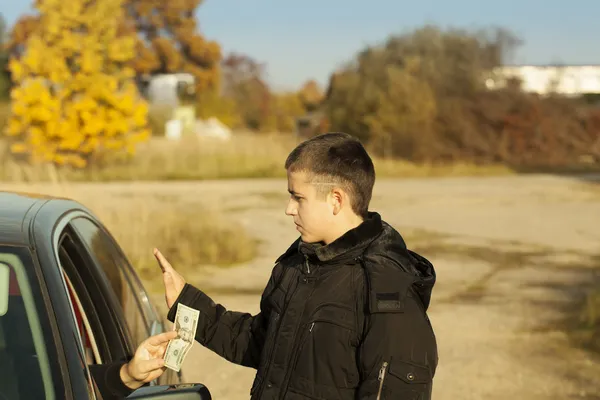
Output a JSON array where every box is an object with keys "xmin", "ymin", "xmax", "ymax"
[{"xmin": 154, "ymin": 248, "xmax": 173, "ymax": 273}]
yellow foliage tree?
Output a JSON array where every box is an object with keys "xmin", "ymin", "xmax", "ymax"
[
  {"xmin": 5, "ymin": 0, "xmax": 150, "ymax": 167},
  {"xmin": 8, "ymin": 1, "xmax": 222, "ymax": 96}
]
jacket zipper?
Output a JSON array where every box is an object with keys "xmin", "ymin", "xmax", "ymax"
[
  {"xmin": 376, "ymin": 361, "xmax": 388, "ymax": 400},
  {"xmin": 254, "ymin": 268, "xmax": 299, "ymax": 399},
  {"xmin": 280, "ymin": 256, "xmax": 313, "ymax": 398},
  {"xmin": 252, "ymin": 311, "xmax": 282, "ymax": 397}
]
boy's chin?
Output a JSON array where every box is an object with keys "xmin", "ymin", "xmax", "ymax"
[{"xmin": 300, "ymin": 233, "xmax": 321, "ymax": 244}]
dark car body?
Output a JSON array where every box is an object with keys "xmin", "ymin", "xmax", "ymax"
[{"xmin": 0, "ymin": 191, "xmax": 210, "ymax": 400}]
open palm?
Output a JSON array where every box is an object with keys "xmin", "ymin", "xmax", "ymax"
[{"xmin": 154, "ymin": 248, "xmax": 186, "ymax": 309}]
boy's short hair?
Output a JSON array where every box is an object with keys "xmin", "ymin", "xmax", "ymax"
[{"xmin": 285, "ymin": 132, "xmax": 375, "ymax": 217}]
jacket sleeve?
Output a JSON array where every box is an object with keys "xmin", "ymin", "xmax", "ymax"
[
  {"xmin": 166, "ymin": 265, "xmax": 281, "ymax": 369},
  {"xmin": 88, "ymin": 361, "xmax": 137, "ymax": 399}
]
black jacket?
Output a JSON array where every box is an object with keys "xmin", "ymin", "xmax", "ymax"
[
  {"xmin": 89, "ymin": 362, "xmax": 136, "ymax": 399},
  {"xmin": 168, "ymin": 212, "xmax": 438, "ymax": 399}
]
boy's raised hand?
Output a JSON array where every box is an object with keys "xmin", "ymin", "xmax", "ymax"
[{"xmin": 153, "ymin": 248, "xmax": 186, "ymax": 309}]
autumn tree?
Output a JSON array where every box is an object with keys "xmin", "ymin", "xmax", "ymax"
[
  {"xmin": 298, "ymin": 80, "xmax": 324, "ymax": 113},
  {"xmin": 9, "ymin": 0, "xmax": 222, "ymax": 95},
  {"xmin": 325, "ymin": 46, "xmax": 438, "ymax": 159},
  {"xmin": 267, "ymin": 91, "xmax": 305, "ymax": 133},
  {"xmin": 0, "ymin": 14, "xmax": 9, "ymax": 100},
  {"xmin": 126, "ymin": 0, "xmax": 222, "ymax": 95},
  {"xmin": 221, "ymin": 53, "xmax": 272, "ymax": 130},
  {"xmin": 324, "ymin": 26, "xmax": 523, "ymax": 161},
  {"xmin": 4, "ymin": 0, "xmax": 150, "ymax": 167},
  {"xmin": 325, "ymin": 25, "xmax": 600, "ymax": 166}
]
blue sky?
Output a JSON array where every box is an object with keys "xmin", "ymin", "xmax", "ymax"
[{"xmin": 3, "ymin": 0, "xmax": 599, "ymax": 90}]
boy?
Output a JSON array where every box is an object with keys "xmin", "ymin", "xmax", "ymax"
[{"xmin": 155, "ymin": 132, "xmax": 438, "ymax": 399}]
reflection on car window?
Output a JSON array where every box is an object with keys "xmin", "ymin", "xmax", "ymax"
[
  {"xmin": 69, "ymin": 217, "xmax": 151, "ymax": 347},
  {"xmin": 0, "ymin": 253, "xmax": 55, "ymax": 400}
]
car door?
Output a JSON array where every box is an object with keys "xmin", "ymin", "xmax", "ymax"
[{"xmin": 65, "ymin": 214, "xmax": 181, "ymax": 385}]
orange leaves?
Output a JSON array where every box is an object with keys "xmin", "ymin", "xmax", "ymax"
[{"xmin": 126, "ymin": 0, "xmax": 222, "ymax": 93}]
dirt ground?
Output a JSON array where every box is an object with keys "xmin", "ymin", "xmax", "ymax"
[
  {"xmin": 138, "ymin": 174, "xmax": 600, "ymax": 400},
  {"xmin": 9, "ymin": 174, "xmax": 600, "ymax": 399}
]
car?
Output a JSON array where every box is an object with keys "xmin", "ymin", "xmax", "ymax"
[{"xmin": 0, "ymin": 191, "xmax": 211, "ymax": 400}]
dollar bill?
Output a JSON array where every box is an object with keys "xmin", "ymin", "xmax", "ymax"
[{"xmin": 164, "ymin": 303, "xmax": 199, "ymax": 372}]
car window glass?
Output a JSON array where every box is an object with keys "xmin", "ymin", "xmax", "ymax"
[
  {"xmin": 62, "ymin": 269, "xmax": 102, "ymax": 365},
  {"xmin": 69, "ymin": 217, "xmax": 152, "ymax": 347},
  {"xmin": 56, "ymin": 230, "xmax": 131, "ymax": 366},
  {"xmin": 0, "ymin": 254, "xmax": 55, "ymax": 400}
]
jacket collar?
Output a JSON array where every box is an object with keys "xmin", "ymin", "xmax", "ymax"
[{"xmin": 298, "ymin": 212, "xmax": 383, "ymax": 263}]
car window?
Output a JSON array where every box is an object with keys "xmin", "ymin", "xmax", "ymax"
[
  {"xmin": 62, "ymin": 268, "xmax": 102, "ymax": 365},
  {"xmin": 69, "ymin": 216, "xmax": 157, "ymax": 347},
  {"xmin": 0, "ymin": 250, "xmax": 56, "ymax": 400},
  {"xmin": 57, "ymin": 231, "xmax": 132, "ymax": 362}
]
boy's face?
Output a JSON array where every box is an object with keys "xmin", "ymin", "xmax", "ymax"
[{"xmin": 285, "ymin": 171, "xmax": 334, "ymax": 244}]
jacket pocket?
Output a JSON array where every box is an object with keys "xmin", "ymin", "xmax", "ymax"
[
  {"xmin": 290, "ymin": 305, "xmax": 360, "ymax": 393},
  {"xmin": 377, "ymin": 359, "xmax": 433, "ymax": 400}
]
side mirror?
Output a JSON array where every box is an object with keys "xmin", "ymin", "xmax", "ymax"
[
  {"xmin": 126, "ymin": 383, "xmax": 211, "ymax": 400},
  {"xmin": 0, "ymin": 262, "xmax": 9, "ymax": 316}
]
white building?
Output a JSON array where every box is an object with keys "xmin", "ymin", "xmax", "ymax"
[
  {"xmin": 139, "ymin": 73, "xmax": 195, "ymax": 106},
  {"xmin": 485, "ymin": 65, "xmax": 600, "ymax": 97}
]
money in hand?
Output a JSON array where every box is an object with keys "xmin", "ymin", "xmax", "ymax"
[{"xmin": 164, "ymin": 303, "xmax": 200, "ymax": 372}]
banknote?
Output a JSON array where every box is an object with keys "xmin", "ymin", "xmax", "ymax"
[{"xmin": 164, "ymin": 303, "xmax": 199, "ymax": 372}]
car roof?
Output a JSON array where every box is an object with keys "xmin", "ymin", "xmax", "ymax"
[{"xmin": 0, "ymin": 191, "xmax": 90, "ymax": 247}]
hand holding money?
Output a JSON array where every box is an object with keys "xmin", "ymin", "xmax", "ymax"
[
  {"xmin": 120, "ymin": 330, "xmax": 178, "ymax": 389},
  {"xmin": 164, "ymin": 303, "xmax": 200, "ymax": 372}
]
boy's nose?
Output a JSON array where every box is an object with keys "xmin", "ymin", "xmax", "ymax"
[{"xmin": 285, "ymin": 202, "xmax": 296, "ymax": 216}]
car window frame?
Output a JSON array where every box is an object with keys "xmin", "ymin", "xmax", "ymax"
[
  {"xmin": 60, "ymin": 248, "xmax": 105, "ymax": 365},
  {"xmin": 70, "ymin": 215, "xmax": 163, "ymax": 333},
  {"xmin": 53, "ymin": 219, "xmax": 135, "ymax": 362},
  {"xmin": 69, "ymin": 217, "xmax": 151, "ymax": 335}
]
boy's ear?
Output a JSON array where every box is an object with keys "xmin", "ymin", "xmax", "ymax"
[{"xmin": 330, "ymin": 188, "xmax": 344, "ymax": 215}]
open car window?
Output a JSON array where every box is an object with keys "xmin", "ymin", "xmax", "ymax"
[
  {"xmin": 0, "ymin": 249, "xmax": 56, "ymax": 400},
  {"xmin": 69, "ymin": 216, "xmax": 162, "ymax": 347},
  {"xmin": 62, "ymin": 269, "xmax": 103, "ymax": 365}
]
